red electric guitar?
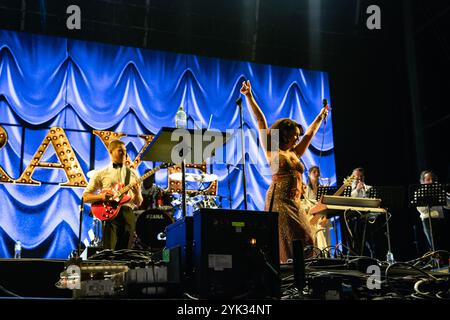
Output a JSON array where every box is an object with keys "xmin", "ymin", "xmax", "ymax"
[{"xmin": 91, "ymin": 163, "xmax": 170, "ymax": 221}]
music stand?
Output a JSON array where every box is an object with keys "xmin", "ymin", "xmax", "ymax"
[
  {"xmin": 367, "ymin": 186, "xmax": 404, "ymax": 210},
  {"xmin": 316, "ymin": 186, "xmax": 338, "ymax": 201},
  {"xmin": 409, "ymin": 183, "xmax": 446, "ymax": 253},
  {"xmin": 142, "ymin": 127, "xmax": 231, "ymax": 219},
  {"xmin": 366, "ymin": 186, "xmax": 405, "ymax": 263},
  {"xmin": 316, "ymin": 186, "xmax": 340, "ymax": 257},
  {"xmin": 317, "ymin": 185, "xmax": 352, "ymax": 199}
]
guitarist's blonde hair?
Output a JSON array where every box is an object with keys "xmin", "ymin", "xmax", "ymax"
[{"xmin": 108, "ymin": 139, "xmax": 125, "ymax": 152}]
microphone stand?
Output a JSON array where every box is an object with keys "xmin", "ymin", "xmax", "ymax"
[
  {"xmin": 77, "ymin": 196, "xmax": 84, "ymax": 259},
  {"xmin": 318, "ymin": 99, "xmax": 329, "ymax": 170},
  {"xmin": 227, "ymin": 164, "xmax": 232, "ymax": 209},
  {"xmin": 181, "ymin": 157, "xmax": 187, "ymax": 219},
  {"xmin": 236, "ymin": 96, "xmax": 248, "ymax": 210},
  {"xmin": 426, "ymin": 204, "xmax": 439, "ymax": 269}
]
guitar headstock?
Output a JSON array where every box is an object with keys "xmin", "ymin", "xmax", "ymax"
[{"xmin": 343, "ymin": 175, "xmax": 355, "ymax": 187}]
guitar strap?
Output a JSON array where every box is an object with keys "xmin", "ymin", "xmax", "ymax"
[{"xmin": 124, "ymin": 167, "xmax": 131, "ymax": 187}]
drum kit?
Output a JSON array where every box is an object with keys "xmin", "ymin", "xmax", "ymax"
[
  {"xmin": 133, "ymin": 171, "xmax": 221, "ymax": 252},
  {"xmin": 87, "ymin": 168, "xmax": 222, "ymax": 252}
]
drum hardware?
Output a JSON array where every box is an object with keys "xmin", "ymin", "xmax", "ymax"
[
  {"xmin": 140, "ymin": 184, "xmax": 174, "ymax": 212},
  {"xmin": 157, "ymin": 232, "xmax": 166, "ymax": 241},
  {"xmin": 169, "ymin": 172, "xmax": 218, "ymax": 183},
  {"xmin": 135, "ymin": 171, "xmax": 221, "ymax": 248},
  {"xmin": 134, "ymin": 209, "xmax": 173, "ymax": 251},
  {"xmin": 171, "ymin": 191, "xmax": 221, "ymax": 220}
]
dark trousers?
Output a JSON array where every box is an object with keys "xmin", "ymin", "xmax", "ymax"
[{"xmin": 103, "ymin": 206, "xmax": 135, "ymax": 250}]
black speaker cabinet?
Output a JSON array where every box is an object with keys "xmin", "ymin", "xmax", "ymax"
[
  {"xmin": 165, "ymin": 216, "xmax": 194, "ymax": 292},
  {"xmin": 192, "ymin": 209, "xmax": 280, "ymax": 299}
]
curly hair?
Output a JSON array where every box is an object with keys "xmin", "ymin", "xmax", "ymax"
[{"xmin": 268, "ymin": 118, "xmax": 304, "ymax": 150}]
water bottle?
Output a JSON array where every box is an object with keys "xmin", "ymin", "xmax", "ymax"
[
  {"xmin": 386, "ymin": 251, "xmax": 395, "ymax": 265},
  {"xmin": 175, "ymin": 106, "xmax": 187, "ymax": 129},
  {"xmin": 14, "ymin": 240, "xmax": 22, "ymax": 259}
]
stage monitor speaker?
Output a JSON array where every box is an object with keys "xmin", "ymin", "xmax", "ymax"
[
  {"xmin": 165, "ymin": 216, "xmax": 194, "ymax": 292},
  {"xmin": 192, "ymin": 208, "xmax": 280, "ymax": 299}
]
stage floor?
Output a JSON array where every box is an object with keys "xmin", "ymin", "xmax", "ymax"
[{"xmin": 0, "ymin": 256, "xmax": 448, "ymax": 301}]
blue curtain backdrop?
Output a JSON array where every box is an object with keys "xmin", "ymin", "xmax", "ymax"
[{"xmin": 0, "ymin": 29, "xmax": 336, "ymax": 259}]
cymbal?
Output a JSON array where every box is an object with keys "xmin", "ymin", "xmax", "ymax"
[
  {"xmin": 169, "ymin": 172, "xmax": 198, "ymax": 182},
  {"xmin": 169, "ymin": 172, "xmax": 218, "ymax": 183},
  {"xmin": 194, "ymin": 173, "xmax": 218, "ymax": 182}
]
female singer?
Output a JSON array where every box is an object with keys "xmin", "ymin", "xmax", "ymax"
[{"xmin": 240, "ymin": 80, "xmax": 328, "ymax": 262}]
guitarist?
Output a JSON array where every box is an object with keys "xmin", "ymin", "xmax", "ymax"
[
  {"xmin": 305, "ymin": 169, "xmax": 355, "ymax": 252},
  {"xmin": 348, "ymin": 167, "xmax": 376, "ymax": 256},
  {"xmin": 302, "ymin": 166, "xmax": 330, "ymax": 250},
  {"xmin": 83, "ymin": 139, "xmax": 143, "ymax": 250}
]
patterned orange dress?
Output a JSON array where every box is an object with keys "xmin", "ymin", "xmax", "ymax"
[{"xmin": 264, "ymin": 151, "xmax": 314, "ymax": 263}]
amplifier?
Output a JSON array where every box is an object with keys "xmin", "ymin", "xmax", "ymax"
[
  {"xmin": 125, "ymin": 263, "xmax": 173, "ymax": 297},
  {"xmin": 165, "ymin": 216, "xmax": 194, "ymax": 292},
  {"xmin": 192, "ymin": 209, "xmax": 280, "ymax": 299}
]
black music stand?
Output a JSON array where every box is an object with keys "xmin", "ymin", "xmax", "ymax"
[
  {"xmin": 317, "ymin": 185, "xmax": 352, "ymax": 199},
  {"xmin": 367, "ymin": 186, "xmax": 405, "ymax": 263},
  {"xmin": 409, "ymin": 183, "xmax": 446, "ymax": 253},
  {"xmin": 316, "ymin": 186, "xmax": 338, "ymax": 201},
  {"xmin": 316, "ymin": 186, "xmax": 341, "ymax": 258},
  {"xmin": 368, "ymin": 186, "xmax": 404, "ymax": 210},
  {"xmin": 142, "ymin": 127, "xmax": 231, "ymax": 219}
]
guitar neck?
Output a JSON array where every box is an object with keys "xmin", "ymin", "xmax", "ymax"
[
  {"xmin": 118, "ymin": 165, "xmax": 163, "ymax": 196},
  {"xmin": 334, "ymin": 184, "xmax": 346, "ymax": 196},
  {"xmin": 333, "ymin": 176, "xmax": 353, "ymax": 197}
]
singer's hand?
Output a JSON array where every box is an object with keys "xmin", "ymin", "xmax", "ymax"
[
  {"xmin": 319, "ymin": 106, "xmax": 329, "ymax": 120},
  {"xmin": 240, "ymin": 80, "xmax": 252, "ymax": 97}
]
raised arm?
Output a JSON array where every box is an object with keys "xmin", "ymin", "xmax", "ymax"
[
  {"xmin": 293, "ymin": 106, "xmax": 328, "ymax": 157},
  {"xmin": 240, "ymin": 80, "xmax": 269, "ymax": 154},
  {"xmin": 240, "ymin": 80, "xmax": 268, "ymax": 131}
]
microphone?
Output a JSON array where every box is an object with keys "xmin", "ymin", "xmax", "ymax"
[{"xmin": 322, "ymin": 98, "xmax": 329, "ymax": 124}]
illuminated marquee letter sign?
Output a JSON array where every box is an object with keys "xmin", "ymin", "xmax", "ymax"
[
  {"xmin": 15, "ymin": 127, "xmax": 87, "ymax": 187},
  {"xmin": 0, "ymin": 125, "xmax": 14, "ymax": 183},
  {"xmin": 93, "ymin": 130, "xmax": 154, "ymax": 169}
]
